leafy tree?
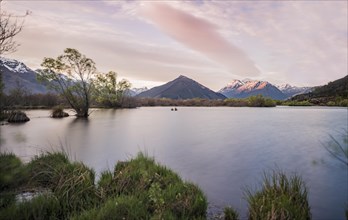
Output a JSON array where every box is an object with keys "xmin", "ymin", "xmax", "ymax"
[
  {"xmin": 38, "ymin": 48, "xmax": 96, "ymax": 117},
  {"xmin": 93, "ymin": 71, "xmax": 131, "ymax": 108}
]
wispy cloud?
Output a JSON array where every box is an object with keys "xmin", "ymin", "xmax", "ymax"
[
  {"xmin": 140, "ymin": 2, "xmax": 260, "ymax": 77},
  {"xmin": 3, "ymin": 0, "xmax": 347, "ymax": 89}
]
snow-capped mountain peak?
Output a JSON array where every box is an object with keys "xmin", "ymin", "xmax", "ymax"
[
  {"xmin": 132, "ymin": 87, "xmax": 148, "ymax": 95},
  {"xmin": 219, "ymin": 79, "xmax": 286, "ymax": 100},
  {"xmin": 276, "ymin": 83, "xmax": 313, "ymax": 97},
  {"xmin": 0, "ymin": 57, "xmax": 32, "ymax": 74},
  {"xmin": 276, "ymin": 84, "xmax": 292, "ymax": 91}
]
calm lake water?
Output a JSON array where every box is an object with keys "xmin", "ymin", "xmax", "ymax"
[{"xmin": 1, "ymin": 107, "xmax": 347, "ymax": 219}]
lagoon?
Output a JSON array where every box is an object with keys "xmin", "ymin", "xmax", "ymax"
[{"xmin": 0, "ymin": 106, "xmax": 347, "ymax": 219}]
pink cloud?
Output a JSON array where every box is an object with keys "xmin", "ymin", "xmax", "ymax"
[{"xmin": 141, "ymin": 2, "xmax": 260, "ymax": 76}]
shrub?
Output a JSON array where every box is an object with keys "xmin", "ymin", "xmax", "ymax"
[
  {"xmin": 247, "ymin": 95, "xmax": 276, "ymax": 107},
  {"xmin": 0, "ymin": 194, "xmax": 62, "ymax": 220},
  {"xmin": 0, "ymin": 153, "xmax": 27, "ymax": 192},
  {"xmin": 326, "ymin": 101, "xmax": 336, "ymax": 106},
  {"xmin": 7, "ymin": 110, "xmax": 30, "ymax": 123},
  {"xmin": 98, "ymin": 152, "xmax": 207, "ymax": 219},
  {"xmin": 246, "ymin": 170, "xmax": 311, "ymax": 220},
  {"xmin": 51, "ymin": 106, "xmax": 69, "ymax": 118},
  {"xmin": 339, "ymin": 99, "xmax": 348, "ymax": 107},
  {"xmin": 224, "ymin": 206, "xmax": 239, "ymax": 220},
  {"xmin": 27, "ymin": 152, "xmax": 70, "ymax": 188},
  {"xmin": 72, "ymin": 195, "xmax": 148, "ymax": 220},
  {"xmin": 1, "ymin": 152, "xmax": 207, "ymax": 219},
  {"xmin": 26, "ymin": 152, "xmax": 100, "ymax": 217}
]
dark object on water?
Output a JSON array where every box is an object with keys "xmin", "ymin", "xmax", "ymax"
[
  {"xmin": 51, "ymin": 106, "xmax": 69, "ymax": 118},
  {"xmin": 171, "ymin": 108, "xmax": 174, "ymax": 111},
  {"xmin": 174, "ymin": 108, "xmax": 177, "ymax": 111},
  {"xmin": 7, "ymin": 111, "xmax": 30, "ymax": 123},
  {"xmin": 51, "ymin": 110, "xmax": 69, "ymax": 118}
]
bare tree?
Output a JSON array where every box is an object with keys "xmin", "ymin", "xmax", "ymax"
[
  {"xmin": 0, "ymin": 0, "xmax": 29, "ymax": 119},
  {"xmin": 0, "ymin": 0, "xmax": 29, "ymax": 54}
]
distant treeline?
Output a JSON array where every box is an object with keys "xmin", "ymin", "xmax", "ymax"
[
  {"xmin": 2, "ymin": 87, "xmax": 347, "ymax": 111},
  {"xmin": 288, "ymin": 75, "xmax": 348, "ymax": 107},
  {"xmin": 1, "ymin": 91, "xmax": 277, "ymax": 109}
]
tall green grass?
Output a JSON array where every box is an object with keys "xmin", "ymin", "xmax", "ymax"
[
  {"xmin": 245, "ymin": 170, "xmax": 311, "ymax": 220},
  {"xmin": 0, "ymin": 152, "xmax": 207, "ymax": 219},
  {"xmin": 97, "ymin": 152, "xmax": 207, "ymax": 219}
]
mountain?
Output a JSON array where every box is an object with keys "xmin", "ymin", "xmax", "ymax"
[
  {"xmin": 291, "ymin": 75, "xmax": 348, "ymax": 103},
  {"xmin": 137, "ymin": 75, "xmax": 226, "ymax": 99},
  {"xmin": 276, "ymin": 84, "xmax": 313, "ymax": 98},
  {"xmin": 219, "ymin": 79, "xmax": 286, "ymax": 100},
  {"xmin": 126, "ymin": 87, "xmax": 149, "ymax": 97},
  {"xmin": 0, "ymin": 57, "xmax": 49, "ymax": 94}
]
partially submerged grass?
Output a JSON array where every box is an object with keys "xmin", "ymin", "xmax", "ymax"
[
  {"xmin": 224, "ymin": 206, "xmax": 239, "ymax": 220},
  {"xmin": 0, "ymin": 152, "xmax": 207, "ymax": 219},
  {"xmin": 0, "ymin": 152, "xmax": 28, "ymax": 209},
  {"xmin": 245, "ymin": 170, "xmax": 311, "ymax": 220},
  {"xmin": 98, "ymin": 152, "xmax": 207, "ymax": 219},
  {"xmin": 7, "ymin": 110, "xmax": 30, "ymax": 123},
  {"xmin": 51, "ymin": 106, "xmax": 69, "ymax": 118}
]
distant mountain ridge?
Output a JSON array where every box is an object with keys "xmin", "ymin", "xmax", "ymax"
[
  {"xmin": 291, "ymin": 75, "xmax": 348, "ymax": 104},
  {"xmin": 137, "ymin": 75, "xmax": 226, "ymax": 100},
  {"xmin": 1, "ymin": 57, "xmax": 319, "ymax": 101},
  {"xmin": 126, "ymin": 87, "xmax": 148, "ymax": 97},
  {"xmin": 0, "ymin": 57, "xmax": 49, "ymax": 94},
  {"xmin": 219, "ymin": 79, "xmax": 286, "ymax": 100},
  {"xmin": 218, "ymin": 79, "xmax": 312, "ymax": 100},
  {"xmin": 276, "ymin": 84, "xmax": 313, "ymax": 98}
]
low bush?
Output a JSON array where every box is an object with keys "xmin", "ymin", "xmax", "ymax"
[
  {"xmin": 0, "ymin": 152, "xmax": 207, "ymax": 219},
  {"xmin": 51, "ymin": 106, "xmax": 69, "ymax": 118},
  {"xmin": 224, "ymin": 206, "xmax": 239, "ymax": 220},
  {"xmin": 0, "ymin": 194, "xmax": 62, "ymax": 220},
  {"xmin": 97, "ymin": 152, "xmax": 207, "ymax": 219},
  {"xmin": 72, "ymin": 195, "xmax": 148, "ymax": 220},
  {"xmin": 245, "ymin": 170, "xmax": 311, "ymax": 220},
  {"xmin": 7, "ymin": 110, "xmax": 30, "ymax": 123}
]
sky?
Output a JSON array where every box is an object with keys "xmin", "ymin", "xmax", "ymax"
[{"xmin": 2, "ymin": 0, "xmax": 347, "ymax": 90}]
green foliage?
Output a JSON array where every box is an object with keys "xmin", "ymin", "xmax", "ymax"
[
  {"xmin": 28, "ymin": 152, "xmax": 99, "ymax": 215},
  {"xmin": 0, "ymin": 72, "xmax": 4, "ymax": 120},
  {"xmin": 0, "ymin": 194, "xmax": 62, "ymax": 220},
  {"xmin": 51, "ymin": 105, "xmax": 69, "ymax": 118},
  {"xmin": 0, "ymin": 153, "xmax": 28, "ymax": 209},
  {"xmin": 247, "ymin": 95, "xmax": 276, "ymax": 107},
  {"xmin": 0, "ymin": 152, "xmax": 207, "ymax": 219},
  {"xmin": 224, "ymin": 207, "xmax": 239, "ymax": 220},
  {"xmin": 139, "ymin": 96, "xmax": 276, "ymax": 107},
  {"xmin": 246, "ymin": 170, "xmax": 311, "ymax": 220},
  {"xmin": 291, "ymin": 75, "xmax": 348, "ymax": 106},
  {"xmin": 73, "ymin": 195, "xmax": 148, "ymax": 220},
  {"xmin": 0, "ymin": 152, "xmax": 27, "ymax": 192},
  {"xmin": 97, "ymin": 152, "xmax": 207, "ymax": 219},
  {"xmin": 93, "ymin": 71, "xmax": 131, "ymax": 108},
  {"xmin": 38, "ymin": 48, "xmax": 97, "ymax": 117},
  {"xmin": 282, "ymin": 100, "xmax": 313, "ymax": 106}
]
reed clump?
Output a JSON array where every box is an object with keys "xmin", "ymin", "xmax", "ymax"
[
  {"xmin": 0, "ymin": 152, "xmax": 207, "ymax": 219},
  {"xmin": 245, "ymin": 170, "xmax": 311, "ymax": 220},
  {"xmin": 7, "ymin": 110, "xmax": 30, "ymax": 123},
  {"xmin": 51, "ymin": 106, "xmax": 69, "ymax": 118}
]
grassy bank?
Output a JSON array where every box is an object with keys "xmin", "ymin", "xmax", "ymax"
[
  {"xmin": 0, "ymin": 152, "xmax": 207, "ymax": 219},
  {"xmin": 1, "ymin": 151, "xmax": 319, "ymax": 219}
]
